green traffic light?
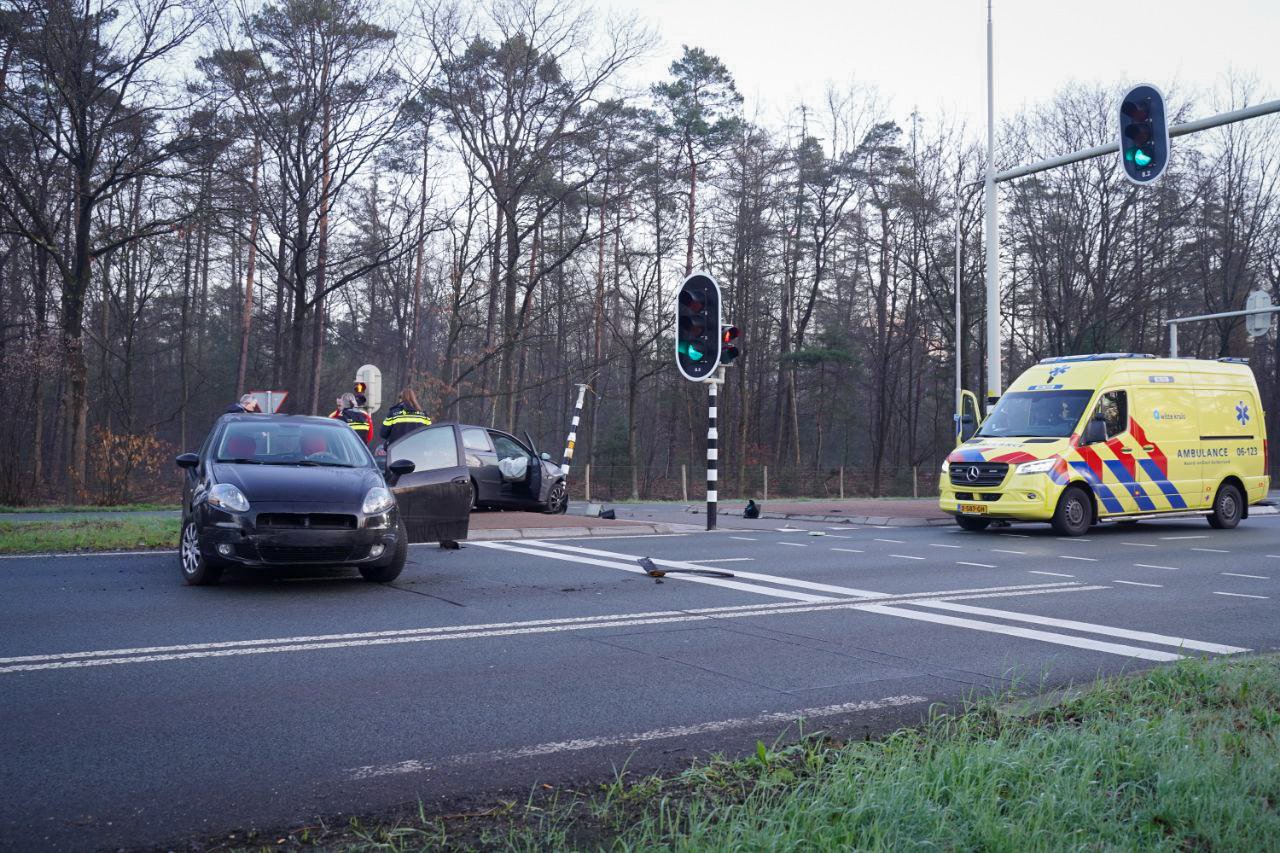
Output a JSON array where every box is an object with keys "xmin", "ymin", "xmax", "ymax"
[
  {"xmin": 1134, "ymin": 149, "xmax": 1153, "ymax": 167},
  {"xmin": 677, "ymin": 341, "xmax": 705, "ymax": 361}
]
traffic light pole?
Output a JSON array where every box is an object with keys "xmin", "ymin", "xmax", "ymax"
[
  {"xmin": 984, "ymin": 0, "xmax": 1000, "ymax": 411},
  {"xmin": 706, "ymin": 369, "xmax": 722, "ymax": 531},
  {"xmin": 1167, "ymin": 305, "xmax": 1280, "ymax": 357},
  {"xmin": 559, "ymin": 383, "xmax": 589, "ymax": 479}
]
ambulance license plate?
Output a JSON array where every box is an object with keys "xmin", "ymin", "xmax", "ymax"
[{"xmin": 958, "ymin": 504, "xmax": 987, "ymax": 515}]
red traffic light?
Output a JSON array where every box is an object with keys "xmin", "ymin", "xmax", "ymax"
[
  {"xmin": 720, "ymin": 323, "xmax": 741, "ymax": 364},
  {"xmin": 721, "ymin": 325, "xmax": 740, "ymax": 345}
]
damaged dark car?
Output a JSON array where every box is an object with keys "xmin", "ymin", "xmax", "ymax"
[{"xmin": 175, "ymin": 414, "xmax": 470, "ymax": 586}]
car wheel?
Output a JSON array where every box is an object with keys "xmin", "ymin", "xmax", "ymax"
[
  {"xmin": 360, "ymin": 520, "xmax": 407, "ymax": 583},
  {"xmin": 180, "ymin": 519, "xmax": 223, "ymax": 586},
  {"xmin": 955, "ymin": 515, "xmax": 990, "ymax": 532},
  {"xmin": 543, "ymin": 480, "xmax": 568, "ymax": 515},
  {"xmin": 1051, "ymin": 486, "xmax": 1092, "ymax": 537},
  {"xmin": 1207, "ymin": 482, "xmax": 1243, "ymax": 530}
]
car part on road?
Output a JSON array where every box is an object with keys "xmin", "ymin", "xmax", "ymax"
[{"xmin": 638, "ymin": 555, "xmax": 734, "ymax": 584}]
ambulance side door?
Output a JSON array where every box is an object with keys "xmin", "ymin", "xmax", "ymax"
[
  {"xmin": 1195, "ymin": 379, "xmax": 1260, "ymax": 507},
  {"xmin": 1131, "ymin": 377, "xmax": 1201, "ymax": 511}
]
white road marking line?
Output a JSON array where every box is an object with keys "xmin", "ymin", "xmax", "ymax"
[
  {"xmin": 479, "ymin": 542, "xmax": 830, "ymax": 602},
  {"xmin": 930, "ymin": 543, "xmax": 962, "ymax": 549},
  {"xmin": 1029, "ymin": 570, "xmax": 1074, "ymax": 578},
  {"xmin": 1134, "ymin": 564, "xmax": 1179, "ymax": 571},
  {"xmin": 1162, "ymin": 535, "xmax": 1207, "ymax": 540},
  {"xmin": 991, "ymin": 549, "xmax": 1026, "ymax": 555},
  {"xmin": 857, "ymin": 604, "xmax": 1183, "ymax": 661},
  {"xmin": 827, "ymin": 526, "xmax": 860, "ymax": 531},
  {"xmin": 825, "ymin": 534, "xmax": 853, "ymax": 539},
  {"xmin": 1120, "ymin": 542, "xmax": 1157, "ymax": 547},
  {"xmin": 0, "ymin": 583, "xmax": 1104, "ymax": 674},
  {"xmin": 1059, "ymin": 555, "xmax": 1098, "ymax": 562},
  {"xmin": 1191, "ymin": 548, "xmax": 1229, "ymax": 554},
  {"xmin": 730, "ymin": 536, "xmax": 757, "ymax": 541},
  {"xmin": 874, "ymin": 538, "xmax": 905, "ymax": 544},
  {"xmin": 1057, "ymin": 537, "xmax": 1092, "ymax": 542},
  {"xmin": 891, "ymin": 554, "xmax": 926, "ymax": 560},
  {"xmin": 957, "ymin": 561, "xmax": 995, "ymax": 568},
  {"xmin": 1213, "ymin": 591, "xmax": 1269, "ymax": 600},
  {"xmin": 998, "ymin": 533, "xmax": 1031, "ymax": 538},
  {"xmin": 909, "ymin": 601, "xmax": 1248, "ymax": 654},
  {"xmin": 776, "ymin": 528, "xmax": 804, "ymax": 533},
  {"xmin": 346, "ymin": 694, "xmax": 929, "ymax": 780},
  {"xmin": 523, "ymin": 540, "xmax": 888, "ymax": 598},
  {"xmin": 1221, "ymin": 572, "xmax": 1269, "ymax": 579},
  {"xmin": 778, "ymin": 542, "xmax": 808, "ymax": 547},
  {"xmin": 694, "ymin": 557, "xmax": 755, "ymax": 563},
  {"xmin": 831, "ymin": 548, "xmax": 864, "ymax": 553},
  {"xmin": 1114, "ymin": 580, "xmax": 1163, "ymax": 588}
]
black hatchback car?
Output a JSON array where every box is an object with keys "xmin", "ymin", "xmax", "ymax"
[{"xmin": 175, "ymin": 415, "xmax": 470, "ymax": 585}]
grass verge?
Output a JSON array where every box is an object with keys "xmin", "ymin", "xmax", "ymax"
[
  {"xmin": 0, "ymin": 517, "xmax": 179, "ymax": 554},
  {"xmin": 221, "ymin": 655, "xmax": 1280, "ymax": 851},
  {"xmin": 0, "ymin": 502, "xmax": 179, "ymax": 513}
]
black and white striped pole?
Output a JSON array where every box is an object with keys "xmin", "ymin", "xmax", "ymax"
[
  {"xmin": 707, "ymin": 369, "xmax": 722, "ymax": 531},
  {"xmin": 560, "ymin": 383, "xmax": 588, "ymax": 479}
]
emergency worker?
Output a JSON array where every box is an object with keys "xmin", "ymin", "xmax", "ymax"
[
  {"xmin": 329, "ymin": 393, "xmax": 372, "ymax": 445},
  {"xmin": 381, "ymin": 387, "xmax": 431, "ymax": 446}
]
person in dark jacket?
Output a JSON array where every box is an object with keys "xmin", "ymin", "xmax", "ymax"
[
  {"xmin": 225, "ymin": 394, "xmax": 261, "ymax": 414},
  {"xmin": 380, "ymin": 388, "xmax": 432, "ymax": 446},
  {"xmin": 329, "ymin": 393, "xmax": 373, "ymax": 446}
]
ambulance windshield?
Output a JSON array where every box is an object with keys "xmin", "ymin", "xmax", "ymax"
[{"xmin": 975, "ymin": 390, "xmax": 1093, "ymax": 438}]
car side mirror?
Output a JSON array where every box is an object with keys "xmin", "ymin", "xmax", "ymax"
[
  {"xmin": 388, "ymin": 459, "xmax": 415, "ymax": 477},
  {"xmin": 175, "ymin": 452, "xmax": 199, "ymax": 469},
  {"xmin": 540, "ymin": 452, "xmax": 551, "ymax": 462},
  {"xmin": 1082, "ymin": 416, "xmax": 1107, "ymax": 445}
]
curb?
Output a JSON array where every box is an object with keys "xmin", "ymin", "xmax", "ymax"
[
  {"xmin": 758, "ymin": 512, "xmax": 954, "ymax": 527},
  {"xmin": 466, "ymin": 521, "xmax": 695, "ymax": 541}
]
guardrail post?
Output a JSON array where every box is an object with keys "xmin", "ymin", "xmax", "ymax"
[
  {"xmin": 763, "ymin": 465, "xmax": 768, "ymax": 503},
  {"xmin": 585, "ymin": 464, "xmax": 591, "ymax": 503},
  {"xmin": 839, "ymin": 466, "xmax": 844, "ymax": 499},
  {"xmin": 681, "ymin": 464, "xmax": 687, "ymax": 503},
  {"xmin": 913, "ymin": 466, "xmax": 919, "ymax": 499}
]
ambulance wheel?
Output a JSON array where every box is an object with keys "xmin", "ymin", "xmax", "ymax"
[
  {"xmin": 955, "ymin": 516, "xmax": 990, "ymax": 532},
  {"xmin": 1207, "ymin": 482, "xmax": 1243, "ymax": 530},
  {"xmin": 1051, "ymin": 486, "xmax": 1092, "ymax": 537}
]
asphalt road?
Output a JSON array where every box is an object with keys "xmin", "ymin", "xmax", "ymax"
[{"xmin": 3, "ymin": 513, "xmax": 1279, "ymax": 850}]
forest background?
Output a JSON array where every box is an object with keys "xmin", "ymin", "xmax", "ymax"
[{"xmin": 0, "ymin": 0, "xmax": 1276, "ymax": 504}]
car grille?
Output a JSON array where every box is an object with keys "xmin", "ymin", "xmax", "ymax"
[
  {"xmin": 257, "ymin": 513, "xmax": 357, "ymax": 530},
  {"xmin": 954, "ymin": 492, "xmax": 1004, "ymax": 502},
  {"xmin": 258, "ymin": 545, "xmax": 361, "ymax": 564},
  {"xmin": 949, "ymin": 462, "xmax": 1008, "ymax": 488}
]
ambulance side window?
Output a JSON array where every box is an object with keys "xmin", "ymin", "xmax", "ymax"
[{"xmin": 1095, "ymin": 391, "xmax": 1128, "ymax": 440}]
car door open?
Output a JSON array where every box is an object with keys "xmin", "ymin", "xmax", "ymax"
[{"xmin": 387, "ymin": 424, "xmax": 471, "ymax": 543}]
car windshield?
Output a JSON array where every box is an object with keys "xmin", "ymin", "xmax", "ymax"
[
  {"xmin": 975, "ymin": 390, "xmax": 1094, "ymax": 438},
  {"xmin": 215, "ymin": 421, "xmax": 371, "ymax": 467}
]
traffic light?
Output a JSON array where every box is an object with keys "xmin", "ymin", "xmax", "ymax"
[
  {"xmin": 1118, "ymin": 84, "xmax": 1170, "ymax": 185},
  {"xmin": 353, "ymin": 381, "xmax": 367, "ymax": 396},
  {"xmin": 720, "ymin": 323, "xmax": 740, "ymax": 365},
  {"xmin": 675, "ymin": 273, "xmax": 722, "ymax": 380}
]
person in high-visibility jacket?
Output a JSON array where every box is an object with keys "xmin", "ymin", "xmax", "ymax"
[
  {"xmin": 381, "ymin": 387, "xmax": 432, "ymax": 446},
  {"xmin": 329, "ymin": 393, "xmax": 373, "ymax": 445}
]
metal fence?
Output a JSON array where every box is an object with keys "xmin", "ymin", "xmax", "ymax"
[{"xmin": 565, "ymin": 465, "xmax": 942, "ymax": 503}]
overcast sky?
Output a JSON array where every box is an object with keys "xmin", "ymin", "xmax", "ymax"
[{"xmin": 608, "ymin": 0, "xmax": 1278, "ymax": 135}]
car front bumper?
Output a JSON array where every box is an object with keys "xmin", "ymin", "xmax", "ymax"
[{"xmin": 197, "ymin": 503, "xmax": 402, "ymax": 568}]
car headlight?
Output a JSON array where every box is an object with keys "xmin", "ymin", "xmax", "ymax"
[
  {"xmin": 362, "ymin": 486, "xmax": 395, "ymax": 515},
  {"xmin": 1015, "ymin": 458, "xmax": 1058, "ymax": 475},
  {"xmin": 940, "ymin": 459, "xmax": 950, "ymax": 474},
  {"xmin": 208, "ymin": 483, "xmax": 249, "ymax": 513}
]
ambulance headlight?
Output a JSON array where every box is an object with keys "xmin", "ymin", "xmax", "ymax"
[
  {"xmin": 1015, "ymin": 458, "xmax": 1057, "ymax": 476},
  {"xmin": 940, "ymin": 459, "xmax": 950, "ymax": 474}
]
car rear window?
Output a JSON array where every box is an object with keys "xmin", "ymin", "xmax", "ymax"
[{"xmin": 216, "ymin": 421, "xmax": 371, "ymax": 467}]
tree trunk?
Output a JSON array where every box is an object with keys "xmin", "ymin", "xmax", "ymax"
[{"xmin": 308, "ymin": 57, "xmax": 333, "ymax": 414}]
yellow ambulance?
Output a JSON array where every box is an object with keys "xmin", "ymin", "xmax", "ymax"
[{"xmin": 941, "ymin": 354, "xmax": 1269, "ymax": 536}]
